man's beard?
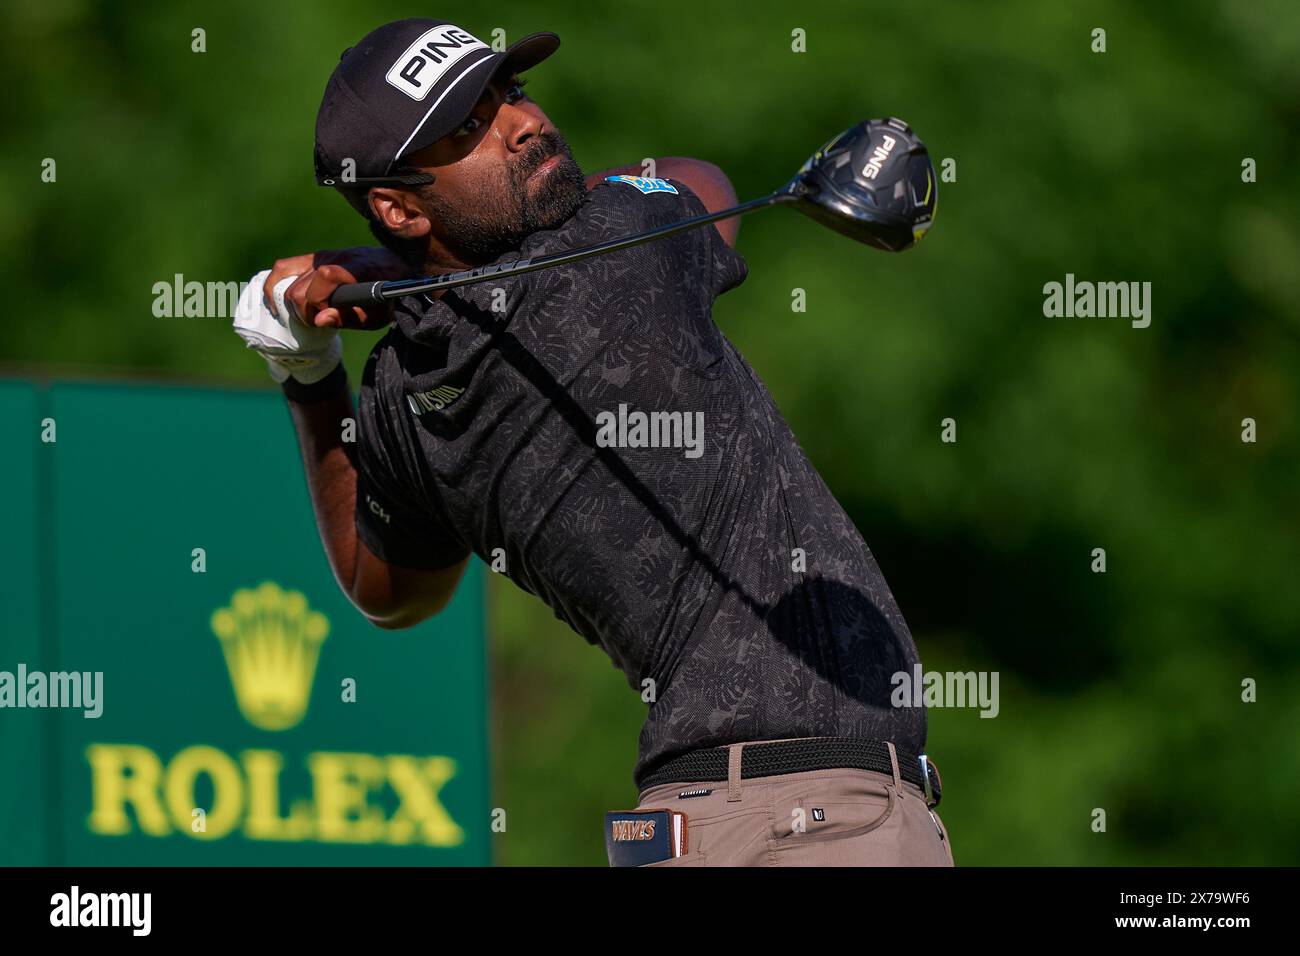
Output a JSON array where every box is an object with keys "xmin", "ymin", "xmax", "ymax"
[{"xmin": 424, "ymin": 130, "xmax": 587, "ymax": 263}]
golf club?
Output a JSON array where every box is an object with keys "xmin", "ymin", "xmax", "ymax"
[{"xmin": 329, "ymin": 117, "xmax": 937, "ymax": 311}]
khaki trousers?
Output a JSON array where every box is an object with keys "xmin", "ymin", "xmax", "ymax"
[{"xmin": 634, "ymin": 743, "xmax": 955, "ymax": 867}]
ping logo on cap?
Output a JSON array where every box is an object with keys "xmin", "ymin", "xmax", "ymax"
[{"xmin": 386, "ymin": 25, "xmax": 490, "ymax": 101}]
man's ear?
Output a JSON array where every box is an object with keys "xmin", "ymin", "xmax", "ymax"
[{"xmin": 369, "ymin": 187, "xmax": 432, "ymax": 240}]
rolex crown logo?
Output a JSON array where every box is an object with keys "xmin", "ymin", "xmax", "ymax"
[{"xmin": 210, "ymin": 582, "xmax": 329, "ymax": 731}]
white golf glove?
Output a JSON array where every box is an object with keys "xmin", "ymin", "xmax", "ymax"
[{"xmin": 233, "ymin": 270, "xmax": 342, "ymax": 384}]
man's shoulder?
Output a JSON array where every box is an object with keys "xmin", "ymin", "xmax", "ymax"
[
  {"xmin": 591, "ymin": 174, "xmax": 706, "ymax": 223},
  {"xmin": 597, "ymin": 174, "xmax": 687, "ymax": 200},
  {"xmin": 523, "ymin": 176, "xmax": 705, "ymax": 256}
]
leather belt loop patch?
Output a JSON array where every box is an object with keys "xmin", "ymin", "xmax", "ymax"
[
  {"xmin": 727, "ymin": 743, "xmax": 745, "ymax": 802},
  {"xmin": 886, "ymin": 741, "xmax": 902, "ymax": 791}
]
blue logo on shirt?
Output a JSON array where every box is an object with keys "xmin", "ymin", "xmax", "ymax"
[{"xmin": 605, "ymin": 175, "xmax": 679, "ymax": 195}]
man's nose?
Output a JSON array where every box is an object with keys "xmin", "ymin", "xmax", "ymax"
[{"xmin": 500, "ymin": 102, "xmax": 542, "ymax": 152}]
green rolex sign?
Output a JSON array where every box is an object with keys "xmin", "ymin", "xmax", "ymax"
[{"xmin": 0, "ymin": 379, "xmax": 489, "ymax": 865}]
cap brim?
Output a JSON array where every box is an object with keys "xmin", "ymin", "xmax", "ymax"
[
  {"xmin": 499, "ymin": 31, "xmax": 560, "ymax": 75},
  {"xmin": 396, "ymin": 32, "xmax": 560, "ymax": 164}
]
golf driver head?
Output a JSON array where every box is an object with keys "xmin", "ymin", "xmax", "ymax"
[{"xmin": 785, "ymin": 118, "xmax": 937, "ymax": 252}]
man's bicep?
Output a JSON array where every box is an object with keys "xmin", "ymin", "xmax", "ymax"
[
  {"xmin": 355, "ymin": 468, "xmax": 470, "ymax": 572},
  {"xmin": 353, "ymin": 467, "xmax": 470, "ymax": 626},
  {"xmin": 354, "ymin": 363, "xmax": 469, "ymax": 573}
]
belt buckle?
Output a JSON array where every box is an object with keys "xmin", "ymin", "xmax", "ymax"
[{"xmin": 918, "ymin": 754, "xmax": 937, "ymax": 807}]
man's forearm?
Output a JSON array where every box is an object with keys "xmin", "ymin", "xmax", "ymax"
[
  {"xmin": 283, "ymin": 372, "xmax": 365, "ymax": 599},
  {"xmin": 281, "ymin": 370, "xmax": 461, "ymax": 629}
]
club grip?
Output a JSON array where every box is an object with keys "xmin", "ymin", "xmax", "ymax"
[{"xmin": 329, "ymin": 281, "xmax": 386, "ymax": 311}]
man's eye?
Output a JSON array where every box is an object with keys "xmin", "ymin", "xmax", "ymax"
[
  {"xmin": 456, "ymin": 116, "xmax": 483, "ymax": 136},
  {"xmin": 506, "ymin": 81, "xmax": 528, "ymax": 103}
]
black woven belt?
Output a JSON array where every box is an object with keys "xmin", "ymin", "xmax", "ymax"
[{"xmin": 639, "ymin": 737, "xmax": 942, "ymax": 806}]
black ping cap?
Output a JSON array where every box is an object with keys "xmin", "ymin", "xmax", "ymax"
[{"xmin": 314, "ymin": 19, "xmax": 559, "ymax": 187}]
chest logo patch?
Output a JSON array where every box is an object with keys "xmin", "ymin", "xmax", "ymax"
[
  {"xmin": 604, "ymin": 175, "xmax": 679, "ymax": 195},
  {"xmin": 406, "ymin": 384, "xmax": 465, "ymax": 415}
]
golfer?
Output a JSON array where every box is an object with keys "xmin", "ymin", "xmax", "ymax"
[{"xmin": 233, "ymin": 17, "xmax": 953, "ymax": 866}]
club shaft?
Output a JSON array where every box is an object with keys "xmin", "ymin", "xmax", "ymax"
[{"xmin": 351, "ymin": 190, "xmax": 795, "ymax": 303}]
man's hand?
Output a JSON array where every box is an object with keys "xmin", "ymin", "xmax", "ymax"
[
  {"xmin": 233, "ymin": 269, "xmax": 342, "ymax": 385},
  {"xmin": 264, "ymin": 247, "xmax": 413, "ymax": 331}
]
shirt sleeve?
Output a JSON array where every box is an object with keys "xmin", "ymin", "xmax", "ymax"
[
  {"xmin": 353, "ymin": 355, "xmax": 470, "ymax": 571},
  {"xmin": 580, "ymin": 176, "xmax": 748, "ymax": 300},
  {"xmin": 665, "ymin": 179, "xmax": 749, "ymax": 298}
]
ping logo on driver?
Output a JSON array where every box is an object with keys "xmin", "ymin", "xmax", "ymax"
[
  {"xmin": 385, "ymin": 25, "xmax": 490, "ymax": 101},
  {"xmin": 862, "ymin": 134, "xmax": 898, "ymax": 180}
]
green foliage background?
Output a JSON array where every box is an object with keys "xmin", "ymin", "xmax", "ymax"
[{"xmin": 3, "ymin": 0, "xmax": 1297, "ymax": 865}]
